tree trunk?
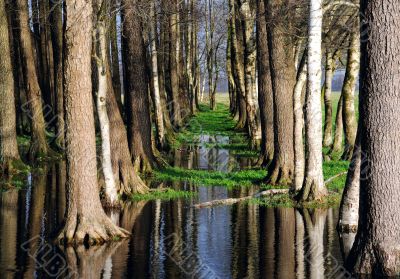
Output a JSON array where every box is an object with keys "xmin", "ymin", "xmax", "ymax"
[
  {"xmin": 346, "ymin": 2, "xmax": 400, "ymax": 276},
  {"xmin": 109, "ymin": 9, "xmax": 122, "ymax": 111},
  {"xmin": 341, "ymin": 30, "xmax": 359, "ymax": 161},
  {"xmin": 337, "ymin": 129, "xmax": 360, "ymax": 233},
  {"xmin": 58, "ymin": 0, "xmax": 129, "ymax": 245},
  {"xmin": 122, "ymin": 0, "xmax": 160, "ymax": 173},
  {"xmin": 0, "ymin": 0, "xmax": 21, "ymax": 172},
  {"xmin": 293, "ymin": 52, "xmax": 307, "ymax": 192},
  {"xmin": 49, "ymin": 0, "xmax": 65, "ymax": 149},
  {"xmin": 95, "ymin": 5, "xmax": 119, "ymax": 207},
  {"xmin": 322, "ymin": 51, "xmax": 334, "ymax": 148},
  {"xmin": 329, "ymin": 94, "xmax": 344, "ymax": 155},
  {"xmin": 256, "ymin": 0, "xmax": 274, "ymax": 165},
  {"xmin": 240, "ymin": 0, "xmax": 260, "ymax": 148},
  {"xmin": 16, "ymin": 0, "xmax": 50, "ymax": 159},
  {"xmin": 265, "ymin": 0, "xmax": 296, "ymax": 185},
  {"xmin": 150, "ymin": 0, "xmax": 166, "ymax": 149},
  {"xmin": 299, "ymin": 0, "xmax": 327, "ymax": 201},
  {"xmin": 168, "ymin": 0, "xmax": 182, "ymax": 128}
]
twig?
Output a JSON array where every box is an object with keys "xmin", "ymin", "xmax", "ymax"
[
  {"xmin": 193, "ymin": 189, "xmax": 289, "ymax": 209},
  {"xmin": 325, "ymin": 172, "xmax": 347, "ymax": 185}
]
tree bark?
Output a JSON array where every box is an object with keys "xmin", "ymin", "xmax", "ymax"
[
  {"xmin": 299, "ymin": 0, "xmax": 327, "ymax": 201},
  {"xmin": 322, "ymin": 51, "xmax": 334, "ymax": 148},
  {"xmin": 16, "ymin": 0, "xmax": 50, "ymax": 159},
  {"xmin": 122, "ymin": 0, "xmax": 160, "ymax": 173},
  {"xmin": 57, "ymin": 0, "xmax": 129, "ymax": 245},
  {"xmin": 265, "ymin": 0, "xmax": 296, "ymax": 185},
  {"xmin": 329, "ymin": 93, "xmax": 344, "ymax": 155},
  {"xmin": 346, "ymin": 1, "xmax": 400, "ymax": 275},
  {"xmin": 341, "ymin": 30, "xmax": 359, "ymax": 161},
  {"xmin": 95, "ymin": 3, "xmax": 119, "ymax": 207},
  {"xmin": 293, "ymin": 52, "xmax": 307, "ymax": 192},
  {"xmin": 0, "ymin": 0, "xmax": 21, "ymax": 172},
  {"xmin": 257, "ymin": 0, "xmax": 274, "ymax": 165}
]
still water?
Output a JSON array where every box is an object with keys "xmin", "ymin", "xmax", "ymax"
[{"xmin": 0, "ymin": 135, "xmax": 352, "ymax": 278}]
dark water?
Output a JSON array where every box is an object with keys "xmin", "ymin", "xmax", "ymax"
[{"xmin": 0, "ymin": 135, "xmax": 352, "ymax": 279}]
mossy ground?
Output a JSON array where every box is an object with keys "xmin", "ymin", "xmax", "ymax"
[{"xmin": 153, "ymin": 94, "xmax": 351, "ymax": 207}]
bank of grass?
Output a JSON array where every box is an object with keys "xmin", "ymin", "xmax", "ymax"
[
  {"xmin": 157, "ymin": 94, "xmax": 350, "ymax": 207},
  {"xmin": 131, "ymin": 188, "xmax": 196, "ymax": 201}
]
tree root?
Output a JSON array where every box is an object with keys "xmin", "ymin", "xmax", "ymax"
[
  {"xmin": 193, "ymin": 189, "xmax": 289, "ymax": 209},
  {"xmin": 265, "ymin": 164, "xmax": 293, "ymax": 186},
  {"xmin": 56, "ymin": 216, "xmax": 130, "ymax": 246}
]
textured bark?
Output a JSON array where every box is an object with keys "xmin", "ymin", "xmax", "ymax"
[
  {"xmin": 240, "ymin": 0, "xmax": 260, "ymax": 148},
  {"xmin": 49, "ymin": 0, "xmax": 65, "ymax": 148},
  {"xmin": 150, "ymin": 0, "xmax": 166, "ymax": 149},
  {"xmin": 16, "ymin": 0, "xmax": 50, "ymax": 158},
  {"xmin": 57, "ymin": 0, "xmax": 129, "ymax": 245},
  {"xmin": 346, "ymin": 2, "xmax": 400, "ymax": 276},
  {"xmin": 330, "ymin": 94, "xmax": 344, "ymax": 155},
  {"xmin": 95, "ymin": 5, "xmax": 118, "ymax": 207},
  {"xmin": 293, "ymin": 53, "xmax": 307, "ymax": 192},
  {"xmin": 109, "ymin": 10, "xmax": 122, "ymax": 111},
  {"xmin": 0, "ymin": 0, "xmax": 20, "ymax": 172},
  {"xmin": 265, "ymin": 0, "xmax": 296, "ymax": 185},
  {"xmin": 322, "ymin": 51, "xmax": 334, "ymax": 148},
  {"xmin": 299, "ymin": 0, "xmax": 327, "ymax": 202},
  {"xmin": 227, "ymin": 24, "xmax": 236, "ymax": 115},
  {"xmin": 168, "ymin": 0, "xmax": 182, "ymax": 128},
  {"xmin": 122, "ymin": 0, "xmax": 159, "ymax": 173},
  {"xmin": 341, "ymin": 30, "xmax": 359, "ymax": 161},
  {"xmin": 338, "ymin": 130, "xmax": 360, "ymax": 233},
  {"xmin": 230, "ymin": 0, "xmax": 247, "ymax": 130},
  {"xmin": 256, "ymin": 0, "xmax": 274, "ymax": 165}
]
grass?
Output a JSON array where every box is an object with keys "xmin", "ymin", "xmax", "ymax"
[{"xmin": 131, "ymin": 188, "xmax": 197, "ymax": 201}]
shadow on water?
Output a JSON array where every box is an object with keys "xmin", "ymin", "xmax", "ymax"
[{"xmin": 0, "ymin": 135, "xmax": 352, "ymax": 278}]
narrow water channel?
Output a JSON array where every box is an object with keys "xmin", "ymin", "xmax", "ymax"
[{"xmin": 0, "ymin": 135, "xmax": 351, "ymax": 278}]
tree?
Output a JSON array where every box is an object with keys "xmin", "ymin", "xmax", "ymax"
[
  {"xmin": 256, "ymin": 0, "xmax": 274, "ymax": 165},
  {"xmin": 122, "ymin": 0, "xmax": 161, "ymax": 173},
  {"xmin": 346, "ymin": 1, "xmax": 400, "ymax": 275},
  {"xmin": 0, "ymin": 0, "xmax": 21, "ymax": 173},
  {"xmin": 265, "ymin": 0, "xmax": 296, "ymax": 185},
  {"xmin": 298, "ymin": 0, "xmax": 327, "ymax": 201},
  {"xmin": 15, "ymin": 0, "xmax": 51, "ymax": 159},
  {"xmin": 57, "ymin": 0, "xmax": 128, "ymax": 245}
]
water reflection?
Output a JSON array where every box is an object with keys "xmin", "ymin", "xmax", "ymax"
[{"xmin": 0, "ymin": 136, "xmax": 348, "ymax": 278}]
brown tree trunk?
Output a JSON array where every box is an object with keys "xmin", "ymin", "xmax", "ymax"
[
  {"xmin": 341, "ymin": 30, "xmax": 359, "ymax": 161},
  {"xmin": 256, "ymin": 0, "xmax": 274, "ymax": 165},
  {"xmin": 346, "ymin": 2, "xmax": 400, "ymax": 276},
  {"xmin": 322, "ymin": 50, "xmax": 334, "ymax": 148},
  {"xmin": 0, "ymin": 0, "xmax": 21, "ymax": 173},
  {"xmin": 50, "ymin": 0, "xmax": 65, "ymax": 149},
  {"xmin": 265, "ymin": 0, "xmax": 296, "ymax": 185},
  {"xmin": 122, "ymin": 0, "xmax": 160, "ymax": 173},
  {"xmin": 57, "ymin": 0, "xmax": 129, "ymax": 245},
  {"xmin": 16, "ymin": 0, "xmax": 50, "ymax": 159}
]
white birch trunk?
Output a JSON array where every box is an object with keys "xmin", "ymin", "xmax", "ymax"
[
  {"xmin": 299, "ymin": 0, "xmax": 327, "ymax": 201},
  {"xmin": 150, "ymin": 0, "xmax": 165, "ymax": 148},
  {"xmin": 96, "ymin": 20, "xmax": 118, "ymax": 207}
]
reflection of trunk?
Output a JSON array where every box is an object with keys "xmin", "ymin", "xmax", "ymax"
[
  {"xmin": 346, "ymin": 4, "xmax": 400, "ymax": 274},
  {"xmin": 293, "ymin": 53, "xmax": 307, "ymax": 191},
  {"xmin": 329, "ymin": 94, "xmax": 343, "ymax": 155},
  {"xmin": 262, "ymin": 208, "xmax": 275, "ymax": 277},
  {"xmin": 295, "ymin": 210, "xmax": 305, "ymax": 279},
  {"xmin": 299, "ymin": 0, "xmax": 326, "ymax": 202},
  {"xmin": 341, "ymin": 30, "xmax": 359, "ymax": 161},
  {"xmin": 0, "ymin": 0, "xmax": 20, "ymax": 172},
  {"xmin": 0, "ymin": 190, "xmax": 18, "ymax": 279},
  {"xmin": 257, "ymin": 0, "xmax": 274, "ymax": 165},
  {"xmin": 338, "ymin": 130, "xmax": 360, "ymax": 233},
  {"xmin": 58, "ymin": 0, "xmax": 128, "ymax": 245},
  {"xmin": 15, "ymin": 0, "xmax": 50, "ymax": 158},
  {"xmin": 276, "ymin": 208, "xmax": 295, "ymax": 279},
  {"xmin": 303, "ymin": 209, "xmax": 327, "ymax": 279},
  {"xmin": 266, "ymin": 0, "xmax": 296, "ymax": 185}
]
